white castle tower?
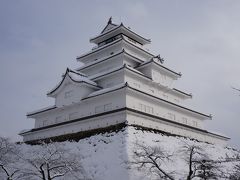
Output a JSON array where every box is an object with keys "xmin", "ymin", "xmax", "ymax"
[{"xmin": 20, "ymin": 18, "xmax": 229, "ymax": 146}]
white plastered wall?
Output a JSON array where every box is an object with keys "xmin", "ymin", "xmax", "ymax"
[
  {"xmin": 55, "ymin": 83, "xmax": 95, "ymax": 107},
  {"xmin": 123, "ymin": 39, "xmax": 152, "ymax": 60},
  {"xmin": 95, "ymin": 71, "xmax": 124, "ymax": 88},
  {"xmin": 80, "ymin": 41, "xmax": 122, "ymax": 64},
  {"xmin": 124, "ymin": 71, "xmax": 184, "ymax": 104},
  {"xmin": 80, "ymin": 55, "xmax": 124, "ymax": 76},
  {"xmin": 30, "ymin": 89, "xmax": 126, "ymax": 140},
  {"xmin": 24, "ymin": 111, "xmax": 126, "ymax": 142},
  {"xmin": 125, "ymin": 91, "xmax": 204, "ymax": 129}
]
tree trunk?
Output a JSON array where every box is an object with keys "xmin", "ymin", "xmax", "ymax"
[
  {"xmin": 47, "ymin": 163, "xmax": 51, "ymax": 180},
  {"xmin": 39, "ymin": 164, "xmax": 46, "ymax": 180},
  {"xmin": 187, "ymin": 148, "xmax": 194, "ymax": 180}
]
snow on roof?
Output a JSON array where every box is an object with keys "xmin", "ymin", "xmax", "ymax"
[
  {"xmin": 78, "ymin": 36, "xmax": 152, "ymax": 62},
  {"xmin": 77, "ymin": 50, "xmax": 124, "ymax": 71},
  {"xmin": 172, "ymin": 88, "xmax": 192, "ymax": 98},
  {"xmin": 89, "ymin": 65, "xmax": 125, "ymax": 80},
  {"xmin": 47, "ymin": 68, "xmax": 99, "ymax": 96},
  {"xmin": 85, "ymin": 83, "xmax": 126, "ymax": 99},
  {"xmin": 83, "ymin": 62, "xmax": 150, "ymax": 83},
  {"xmin": 27, "ymin": 105, "xmax": 56, "ymax": 117},
  {"xmin": 77, "ymin": 49, "xmax": 145, "ymax": 72},
  {"xmin": 101, "ymin": 22, "xmax": 119, "ymax": 34},
  {"xmin": 152, "ymin": 59, "xmax": 182, "ymax": 77},
  {"xmin": 77, "ymin": 38, "xmax": 122, "ymax": 60},
  {"xmin": 138, "ymin": 58, "xmax": 152, "ymax": 66},
  {"xmin": 208, "ymin": 130, "xmax": 230, "ymax": 139},
  {"xmin": 139, "ymin": 57, "xmax": 164, "ymax": 67},
  {"xmin": 19, "ymin": 129, "xmax": 31, "ymax": 134},
  {"xmin": 68, "ymin": 69, "xmax": 87, "ymax": 77},
  {"xmin": 90, "ymin": 22, "xmax": 151, "ymax": 44},
  {"xmin": 68, "ymin": 71, "xmax": 97, "ymax": 86},
  {"xmin": 137, "ymin": 58, "xmax": 181, "ymax": 77},
  {"xmin": 126, "ymin": 65, "xmax": 144, "ymax": 75},
  {"xmin": 93, "ymin": 24, "xmax": 120, "ymax": 39}
]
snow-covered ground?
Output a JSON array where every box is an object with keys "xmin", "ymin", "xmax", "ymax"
[{"xmin": 1, "ymin": 126, "xmax": 239, "ymax": 180}]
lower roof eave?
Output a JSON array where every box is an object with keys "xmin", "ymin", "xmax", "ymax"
[
  {"xmin": 207, "ymin": 131, "xmax": 230, "ymax": 140},
  {"xmin": 126, "ymin": 108, "xmax": 229, "ymax": 142},
  {"xmin": 173, "ymin": 88, "xmax": 192, "ymax": 98},
  {"xmin": 27, "ymin": 106, "xmax": 57, "ymax": 118},
  {"xmin": 77, "ymin": 37, "xmax": 153, "ymax": 62},
  {"xmin": 21, "ymin": 107, "xmax": 128, "ymax": 135},
  {"xmin": 20, "ymin": 107, "xmax": 229, "ymax": 143},
  {"xmin": 19, "ymin": 130, "xmax": 33, "ymax": 136}
]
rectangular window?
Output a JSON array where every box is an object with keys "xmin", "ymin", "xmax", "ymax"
[
  {"xmin": 182, "ymin": 117, "xmax": 188, "ymax": 124},
  {"xmin": 139, "ymin": 103, "xmax": 153, "ymax": 114},
  {"xmin": 64, "ymin": 90, "xmax": 73, "ymax": 98},
  {"xmin": 104, "ymin": 103, "xmax": 112, "ymax": 111},
  {"xmin": 95, "ymin": 105, "xmax": 104, "ymax": 113},
  {"xmin": 150, "ymin": 107, "xmax": 154, "ymax": 114},
  {"xmin": 146, "ymin": 106, "xmax": 150, "ymax": 113},
  {"xmin": 43, "ymin": 120, "xmax": 48, "ymax": 126},
  {"xmin": 193, "ymin": 121, "xmax": 198, "ymax": 127},
  {"xmin": 146, "ymin": 106, "xmax": 154, "ymax": 114}
]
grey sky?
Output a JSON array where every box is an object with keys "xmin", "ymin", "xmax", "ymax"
[{"xmin": 0, "ymin": 1, "xmax": 239, "ymax": 148}]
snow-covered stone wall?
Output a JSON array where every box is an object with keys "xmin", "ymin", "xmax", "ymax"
[{"xmin": 15, "ymin": 127, "xmax": 239, "ymax": 180}]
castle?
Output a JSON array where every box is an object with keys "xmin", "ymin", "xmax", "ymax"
[{"xmin": 20, "ymin": 18, "xmax": 229, "ymax": 146}]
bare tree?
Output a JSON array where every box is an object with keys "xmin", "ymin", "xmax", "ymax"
[
  {"xmin": 19, "ymin": 142, "xmax": 86, "ymax": 180},
  {"xmin": 179, "ymin": 143, "xmax": 222, "ymax": 180},
  {"xmin": 229, "ymin": 163, "xmax": 240, "ymax": 180},
  {"xmin": 0, "ymin": 137, "xmax": 20, "ymax": 180},
  {"xmin": 195, "ymin": 159, "xmax": 221, "ymax": 180},
  {"xmin": 223, "ymin": 151, "xmax": 240, "ymax": 179},
  {"xmin": 179, "ymin": 143, "xmax": 232, "ymax": 180},
  {"xmin": 181, "ymin": 144, "xmax": 203, "ymax": 180},
  {"xmin": 130, "ymin": 141, "xmax": 175, "ymax": 180}
]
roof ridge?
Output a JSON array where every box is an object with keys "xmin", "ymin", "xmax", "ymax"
[
  {"xmin": 91, "ymin": 22, "xmax": 150, "ymax": 43},
  {"xmin": 100, "ymin": 17, "xmax": 119, "ymax": 34}
]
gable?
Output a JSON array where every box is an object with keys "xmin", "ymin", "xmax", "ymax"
[
  {"xmin": 101, "ymin": 23, "xmax": 118, "ymax": 34},
  {"xmin": 55, "ymin": 81, "xmax": 96, "ymax": 107},
  {"xmin": 47, "ymin": 68, "xmax": 100, "ymax": 97}
]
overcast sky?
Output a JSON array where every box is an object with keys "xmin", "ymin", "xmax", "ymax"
[{"xmin": 0, "ymin": 1, "xmax": 239, "ymax": 148}]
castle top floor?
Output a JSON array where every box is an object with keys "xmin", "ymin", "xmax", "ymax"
[{"xmin": 89, "ymin": 17, "xmax": 151, "ymax": 48}]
